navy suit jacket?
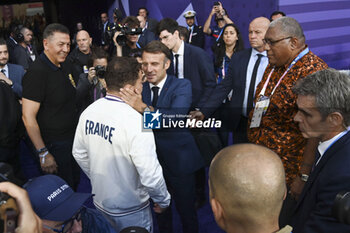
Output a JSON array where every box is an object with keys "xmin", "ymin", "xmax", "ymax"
[
  {"xmin": 168, "ymin": 43, "xmax": 216, "ymax": 109},
  {"xmin": 8, "ymin": 63, "xmax": 25, "ymax": 98},
  {"xmin": 201, "ymin": 48, "xmax": 252, "ymax": 131},
  {"xmin": 142, "ymin": 75, "xmax": 204, "ymax": 176},
  {"xmin": 137, "ymin": 29, "xmax": 156, "ymax": 48},
  {"xmin": 187, "ymin": 25, "xmax": 205, "ymax": 49},
  {"xmin": 291, "ymin": 131, "xmax": 350, "ymax": 233}
]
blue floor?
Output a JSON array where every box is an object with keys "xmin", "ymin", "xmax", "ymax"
[{"xmin": 20, "ymin": 140, "xmax": 224, "ymax": 233}]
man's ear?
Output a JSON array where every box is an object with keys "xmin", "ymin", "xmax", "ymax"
[
  {"xmin": 43, "ymin": 39, "xmax": 48, "ymax": 51},
  {"xmin": 328, "ymin": 112, "xmax": 344, "ymax": 128},
  {"xmin": 210, "ymin": 198, "xmax": 225, "ymax": 230},
  {"xmin": 289, "ymin": 37, "xmax": 299, "ymax": 50},
  {"xmin": 164, "ymin": 58, "xmax": 170, "ymax": 70}
]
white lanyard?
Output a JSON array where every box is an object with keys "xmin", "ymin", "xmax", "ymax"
[{"xmin": 259, "ymin": 47, "xmax": 309, "ymax": 98}]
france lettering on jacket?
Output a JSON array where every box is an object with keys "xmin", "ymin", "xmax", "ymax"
[{"xmin": 85, "ymin": 119, "xmax": 115, "ymax": 144}]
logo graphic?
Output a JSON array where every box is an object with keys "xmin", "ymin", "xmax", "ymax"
[{"xmin": 143, "ymin": 110, "xmax": 162, "ymax": 129}]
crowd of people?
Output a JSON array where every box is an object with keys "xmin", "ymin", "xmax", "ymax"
[{"xmin": 0, "ymin": 2, "xmax": 349, "ymax": 233}]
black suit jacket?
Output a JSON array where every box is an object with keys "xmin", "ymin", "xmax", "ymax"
[
  {"xmin": 168, "ymin": 43, "xmax": 216, "ymax": 109},
  {"xmin": 201, "ymin": 48, "xmax": 252, "ymax": 131},
  {"xmin": 291, "ymin": 131, "xmax": 350, "ymax": 233},
  {"xmin": 137, "ymin": 29, "xmax": 156, "ymax": 48},
  {"xmin": 187, "ymin": 25, "xmax": 205, "ymax": 49}
]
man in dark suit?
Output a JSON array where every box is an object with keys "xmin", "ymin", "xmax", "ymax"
[
  {"xmin": 157, "ymin": 18, "xmax": 217, "ymax": 209},
  {"xmin": 291, "ymin": 69, "xmax": 350, "ymax": 233},
  {"xmin": 120, "ymin": 41, "xmax": 204, "ymax": 233},
  {"xmin": 12, "ymin": 27, "xmax": 38, "ymax": 70},
  {"xmin": 0, "ymin": 38, "xmax": 25, "ymax": 98},
  {"xmin": 157, "ymin": 17, "xmax": 216, "ymax": 109},
  {"xmin": 136, "ymin": 15, "xmax": 156, "ymax": 48},
  {"xmin": 190, "ymin": 17, "xmax": 270, "ymax": 143},
  {"xmin": 138, "ymin": 7, "xmax": 158, "ymax": 34},
  {"xmin": 183, "ymin": 10, "xmax": 205, "ymax": 49}
]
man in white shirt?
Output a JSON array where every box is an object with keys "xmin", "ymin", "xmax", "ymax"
[
  {"xmin": 72, "ymin": 56, "xmax": 170, "ymax": 233},
  {"xmin": 291, "ymin": 69, "xmax": 350, "ymax": 233}
]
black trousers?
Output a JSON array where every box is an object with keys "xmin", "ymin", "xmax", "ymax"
[
  {"xmin": 157, "ymin": 171, "xmax": 198, "ymax": 233},
  {"xmin": 46, "ymin": 139, "xmax": 80, "ymax": 190}
]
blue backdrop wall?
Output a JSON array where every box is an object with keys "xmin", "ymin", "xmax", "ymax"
[{"xmin": 123, "ymin": 0, "xmax": 350, "ymax": 69}]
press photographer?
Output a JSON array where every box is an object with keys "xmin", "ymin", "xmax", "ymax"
[
  {"xmin": 76, "ymin": 47, "xmax": 108, "ymax": 114},
  {"xmin": 111, "ymin": 16, "xmax": 143, "ymax": 57}
]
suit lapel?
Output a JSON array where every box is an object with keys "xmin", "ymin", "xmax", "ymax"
[
  {"xmin": 184, "ymin": 43, "xmax": 190, "ymax": 79},
  {"xmin": 295, "ymin": 131, "xmax": 350, "ymax": 210},
  {"xmin": 240, "ymin": 48, "xmax": 252, "ymax": 88},
  {"xmin": 157, "ymin": 76, "xmax": 171, "ymax": 106},
  {"xmin": 168, "ymin": 53, "xmax": 175, "ymax": 76}
]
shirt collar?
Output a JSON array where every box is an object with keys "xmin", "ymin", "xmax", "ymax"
[
  {"xmin": 40, "ymin": 52, "xmax": 60, "ymax": 71},
  {"xmin": 173, "ymin": 40, "xmax": 184, "ymax": 56},
  {"xmin": 252, "ymin": 48, "xmax": 267, "ymax": 57},
  {"xmin": 149, "ymin": 75, "xmax": 167, "ymax": 90},
  {"xmin": 318, "ymin": 127, "xmax": 350, "ymax": 156}
]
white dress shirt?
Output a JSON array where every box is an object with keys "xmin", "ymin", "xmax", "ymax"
[
  {"xmin": 172, "ymin": 41, "xmax": 185, "ymax": 79},
  {"xmin": 242, "ymin": 49, "xmax": 268, "ymax": 116}
]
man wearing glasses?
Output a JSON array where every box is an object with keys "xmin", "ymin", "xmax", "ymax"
[
  {"xmin": 247, "ymin": 17, "xmax": 328, "ymax": 225},
  {"xmin": 24, "ymin": 175, "xmax": 116, "ymax": 233}
]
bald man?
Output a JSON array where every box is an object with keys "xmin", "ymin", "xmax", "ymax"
[
  {"xmin": 67, "ymin": 30, "xmax": 92, "ymax": 81},
  {"xmin": 191, "ymin": 17, "xmax": 270, "ymax": 144},
  {"xmin": 209, "ymin": 144, "xmax": 292, "ymax": 233}
]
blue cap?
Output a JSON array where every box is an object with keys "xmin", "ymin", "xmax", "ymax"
[{"xmin": 24, "ymin": 175, "xmax": 91, "ymax": 222}]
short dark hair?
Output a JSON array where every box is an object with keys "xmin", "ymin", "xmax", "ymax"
[
  {"xmin": 138, "ymin": 7, "xmax": 149, "ymax": 16},
  {"xmin": 142, "ymin": 40, "xmax": 172, "ymax": 60},
  {"xmin": 122, "ymin": 16, "xmax": 140, "ymax": 28},
  {"xmin": 156, "ymin": 18, "xmax": 178, "ymax": 36},
  {"xmin": 0, "ymin": 38, "xmax": 7, "ymax": 46},
  {"xmin": 177, "ymin": 26, "xmax": 189, "ymax": 42},
  {"xmin": 43, "ymin": 23, "xmax": 69, "ymax": 39},
  {"xmin": 88, "ymin": 47, "xmax": 108, "ymax": 68},
  {"xmin": 270, "ymin": 11, "xmax": 286, "ymax": 20},
  {"xmin": 105, "ymin": 57, "xmax": 141, "ymax": 92}
]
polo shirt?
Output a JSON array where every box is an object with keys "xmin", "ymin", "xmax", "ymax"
[{"xmin": 22, "ymin": 53, "xmax": 78, "ymax": 142}]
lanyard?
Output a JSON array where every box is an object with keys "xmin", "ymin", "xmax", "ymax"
[
  {"xmin": 136, "ymin": 42, "xmax": 141, "ymax": 49},
  {"xmin": 216, "ymin": 28, "xmax": 224, "ymax": 41},
  {"xmin": 221, "ymin": 56, "xmax": 226, "ymax": 78},
  {"xmin": 259, "ymin": 48, "xmax": 309, "ymax": 97},
  {"xmin": 104, "ymin": 94, "xmax": 125, "ymax": 103}
]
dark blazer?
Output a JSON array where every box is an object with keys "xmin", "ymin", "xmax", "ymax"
[
  {"xmin": 291, "ymin": 131, "xmax": 350, "ymax": 233},
  {"xmin": 146, "ymin": 18, "xmax": 158, "ymax": 34},
  {"xmin": 167, "ymin": 43, "xmax": 216, "ymax": 109},
  {"xmin": 12, "ymin": 45, "xmax": 35, "ymax": 70},
  {"xmin": 142, "ymin": 76, "xmax": 204, "ymax": 175},
  {"xmin": 137, "ymin": 29, "xmax": 156, "ymax": 48},
  {"xmin": 8, "ymin": 63, "xmax": 25, "ymax": 98},
  {"xmin": 187, "ymin": 25, "xmax": 205, "ymax": 49},
  {"xmin": 201, "ymin": 48, "xmax": 252, "ymax": 131},
  {"xmin": 6, "ymin": 37, "xmax": 17, "ymax": 63}
]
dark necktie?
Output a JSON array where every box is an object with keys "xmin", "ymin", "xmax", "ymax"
[
  {"xmin": 151, "ymin": 86, "xmax": 159, "ymax": 107},
  {"xmin": 174, "ymin": 54, "xmax": 179, "ymax": 78},
  {"xmin": 1, "ymin": 69, "xmax": 5, "ymax": 74},
  {"xmin": 247, "ymin": 54, "xmax": 263, "ymax": 113}
]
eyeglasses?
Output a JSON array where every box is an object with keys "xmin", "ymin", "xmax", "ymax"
[
  {"xmin": 44, "ymin": 208, "xmax": 83, "ymax": 233},
  {"xmin": 263, "ymin": 36, "xmax": 292, "ymax": 46}
]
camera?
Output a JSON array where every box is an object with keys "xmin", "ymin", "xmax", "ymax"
[
  {"xmin": 106, "ymin": 24, "xmax": 142, "ymax": 46},
  {"xmin": 332, "ymin": 191, "xmax": 350, "ymax": 225},
  {"xmin": 95, "ymin": 65, "xmax": 106, "ymax": 79}
]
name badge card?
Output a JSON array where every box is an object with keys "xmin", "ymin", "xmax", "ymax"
[{"xmin": 250, "ymin": 96, "xmax": 270, "ymax": 128}]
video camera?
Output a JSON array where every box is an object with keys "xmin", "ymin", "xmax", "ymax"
[{"xmin": 106, "ymin": 24, "xmax": 142, "ymax": 46}]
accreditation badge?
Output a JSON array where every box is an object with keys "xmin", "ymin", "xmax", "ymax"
[{"xmin": 250, "ymin": 96, "xmax": 270, "ymax": 128}]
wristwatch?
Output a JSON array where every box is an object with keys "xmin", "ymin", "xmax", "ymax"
[{"xmin": 299, "ymin": 173, "xmax": 309, "ymax": 182}]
